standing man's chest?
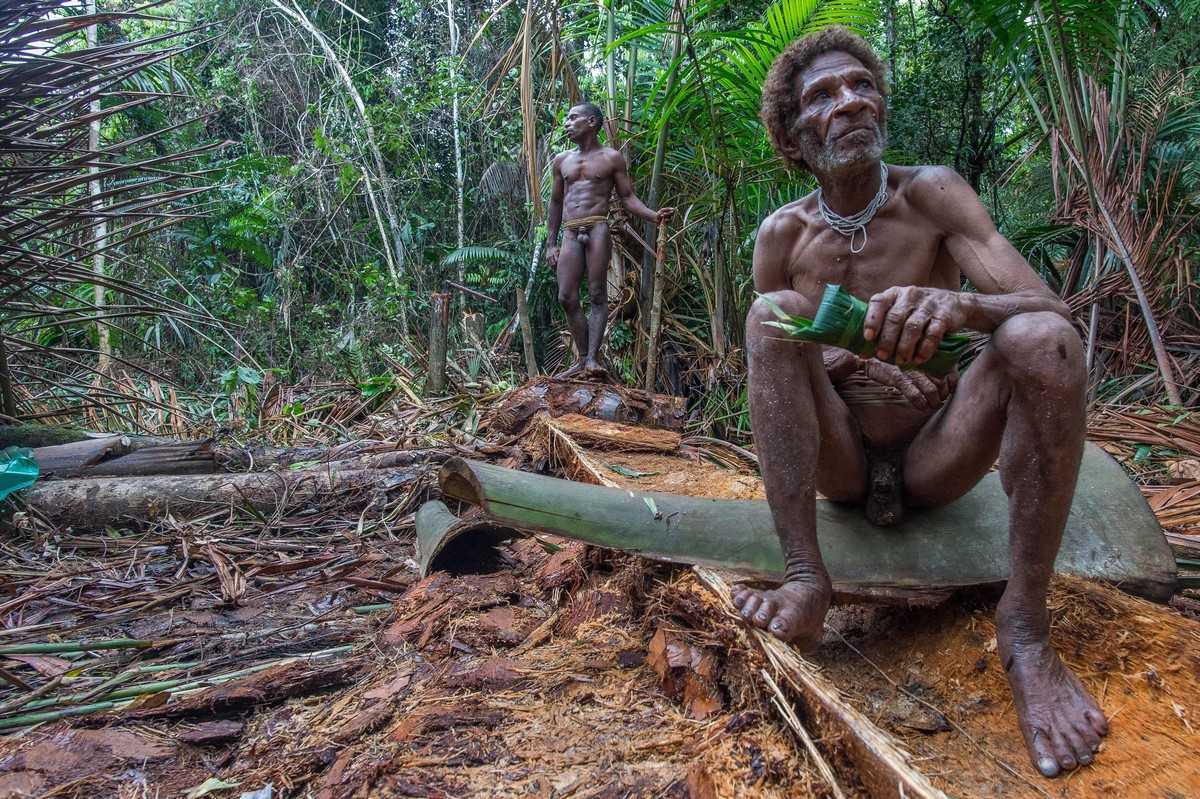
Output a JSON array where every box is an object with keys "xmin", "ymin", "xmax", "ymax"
[{"xmin": 562, "ymin": 153, "xmax": 612, "ymax": 186}]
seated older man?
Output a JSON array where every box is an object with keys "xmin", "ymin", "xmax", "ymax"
[{"xmin": 733, "ymin": 26, "xmax": 1106, "ymax": 778}]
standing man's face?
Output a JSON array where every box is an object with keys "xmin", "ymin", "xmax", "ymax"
[
  {"xmin": 791, "ymin": 50, "xmax": 886, "ymax": 173},
  {"xmin": 563, "ymin": 105, "xmax": 596, "ymax": 143}
]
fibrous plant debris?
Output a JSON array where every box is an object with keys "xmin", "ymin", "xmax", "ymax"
[{"xmin": 0, "ymin": 386, "xmax": 1197, "ymax": 798}]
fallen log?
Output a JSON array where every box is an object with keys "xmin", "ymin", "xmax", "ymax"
[
  {"xmin": 31, "ymin": 437, "xmax": 448, "ymax": 479},
  {"xmin": 16, "ymin": 467, "xmax": 419, "ymax": 530},
  {"xmin": 419, "ymin": 443, "xmax": 1177, "ymax": 602},
  {"xmin": 34, "ymin": 437, "xmax": 218, "ymax": 478}
]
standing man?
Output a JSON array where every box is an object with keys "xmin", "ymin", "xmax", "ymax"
[
  {"xmin": 546, "ymin": 103, "xmax": 674, "ymax": 378},
  {"xmin": 734, "ymin": 27, "xmax": 1107, "ymax": 778}
]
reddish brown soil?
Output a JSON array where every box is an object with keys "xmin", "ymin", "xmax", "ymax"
[
  {"xmin": 817, "ymin": 578, "xmax": 1200, "ymax": 798},
  {"xmin": 1, "ymin": 435, "xmax": 1195, "ymax": 798}
]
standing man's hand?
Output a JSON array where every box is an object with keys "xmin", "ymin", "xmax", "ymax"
[
  {"xmin": 544, "ymin": 244, "xmax": 560, "ymax": 269},
  {"xmin": 862, "ymin": 285, "xmax": 967, "ymax": 367},
  {"xmin": 655, "ymin": 207, "xmax": 676, "ymax": 225}
]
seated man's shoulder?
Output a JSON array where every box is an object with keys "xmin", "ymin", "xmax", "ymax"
[
  {"xmin": 760, "ymin": 199, "xmax": 813, "ymax": 242},
  {"xmin": 906, "ymin": 164, "xmax": 969, "ymax": 192},
  {"xmin": 904, "ymin": 165, "xmax": 980, "ymax": 215}
]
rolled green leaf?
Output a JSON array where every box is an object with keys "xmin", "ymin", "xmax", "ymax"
[{"xmin": 760, "ymin": 283, "xmax": 969, "ymax": 379}]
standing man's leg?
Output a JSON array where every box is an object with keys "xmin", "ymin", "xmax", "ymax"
[
  {"xmin": 582, "ymin": 224, "xmax": 612, "ymax": 373},
  {"xmin": 904, "ymin": 311, "xmax": 1106, "ymax": 777},
  {"xmin": 733, "ymin": 291, "xmax": 868, "ymax": 651},
  {"xmin": 556, "ymin": 230, "xmax": 588, "ymax": 376}
]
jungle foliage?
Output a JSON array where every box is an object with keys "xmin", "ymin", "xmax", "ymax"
[{"xmin": 2, "ymin": 0, "xmax": 1198, "ymax": 438}]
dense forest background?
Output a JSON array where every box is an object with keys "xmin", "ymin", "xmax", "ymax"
[{"xmin": 3, "ymin": 0, "xmax": 1199, "ymax": 443}]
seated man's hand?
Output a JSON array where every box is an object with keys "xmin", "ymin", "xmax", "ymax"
[
  {"xmin": 822, "ymin": 347, "xmax": 860, "ymax": 383},
  {"xmin": 655, "ymin": 207, "xmax": 676, "ymax": 225},
  {"xmin": 861, "ymin": 358, "xmax": 957, "ymax": 412},
  {"xmin": 863, "ymin": 285, "xmax": 967, "ymax": 366},
  {"xmin": 544, "ymin": 244, "xmax": 560, "ymax": 269}
]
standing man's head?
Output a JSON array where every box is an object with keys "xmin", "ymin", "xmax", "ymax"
[
  {"xmin": 760, "ymin": 26, "xmax": 888, "ymax": 174},
  {"xmin": 564, "ymin": 102, "xmax": 604, "ymax": 144}
]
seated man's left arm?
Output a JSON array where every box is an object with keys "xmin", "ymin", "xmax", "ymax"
[{"xmin": 864, "ymin": 166, "xmax": 1069, "ymax": 367}]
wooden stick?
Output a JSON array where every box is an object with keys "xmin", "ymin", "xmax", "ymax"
[{"xmin": 643, "ymin": 219, "xmax": 667, "ymax": 392}]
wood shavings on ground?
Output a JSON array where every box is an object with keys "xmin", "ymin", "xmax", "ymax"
[{"xmin": 0, "ymin": 389, "xmax": 1198, "ymax": 797}]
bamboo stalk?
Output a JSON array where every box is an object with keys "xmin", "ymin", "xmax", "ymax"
[
  {"xmin": 0, "ymin": 639, "xmax": 151, "ymax": 656},
  {"xmin": 424, "ymin": 447, "xmax": 1176, "ymax": 601}
]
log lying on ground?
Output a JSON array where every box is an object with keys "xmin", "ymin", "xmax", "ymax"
[
  {"xmin": 486, "ymin": 376, "xmax": 685, "ymax": 436},
  {"xmin": 34, "ymin": 437, "xmax": 219, "ymax": 478},
  {"xmin": 420, "ymin": 443, "xmax": 1177, "ymax": 602},
  {"xmin": 17, "ymin": 467, "xmax": 419, "ymax": 530},
  {"xmin": 30, "ymin": 436, "xmax": 449, "ymax": 479}
]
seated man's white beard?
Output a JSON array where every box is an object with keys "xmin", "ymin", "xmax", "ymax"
[{"xmin": 798, "ymin": 121, "xmax": 887, "ymax": 173}]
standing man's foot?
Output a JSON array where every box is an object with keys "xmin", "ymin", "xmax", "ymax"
[
  {"xmin": 582, "ymin": 358, "xmax": 608, "ymax": 378},
  {"xmin": 556, "ymin": 361, "xmax": 586, "ymax": 379},
  {"xmin": 997, "ymin": 615, "xmax": 1108, "ymax": 777},
  {"xmin": 731, "ymin": 578, "xmax": 830, "ymax": 653}
]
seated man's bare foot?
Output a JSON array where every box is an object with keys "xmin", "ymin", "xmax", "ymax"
[
  {"xmin": 556, "ymin": 360, "xmax": 586, "ymax": 379},
  {"xmin": 998, "ymin": 622, "xmax": 1108, "ymax": 777},
  {"xmin": 730, "ymin": 579, "xmax": 830, "ymax": 652}
]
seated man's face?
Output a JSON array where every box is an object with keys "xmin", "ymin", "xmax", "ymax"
[{"xmin": 791, "ymin": 50, "xmax": 887, "ymax": 173}]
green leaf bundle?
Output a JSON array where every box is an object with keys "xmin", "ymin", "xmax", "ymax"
[{"xmin": 761, "ymin": 284, "xmax": 969, "ymax": 379}]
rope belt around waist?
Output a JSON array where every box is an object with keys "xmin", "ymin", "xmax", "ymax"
[
  {"xmin": 563, "ymin": 215, "xmax": 608, "ymax": 246},
  {"xmin": 563, "ymin": 215, "xmax": 608, "ymax": 230}
]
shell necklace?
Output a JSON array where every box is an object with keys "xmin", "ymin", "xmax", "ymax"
[{"xmin": 816, "ymin": 162, "xmax": 889, "ymax": 254}]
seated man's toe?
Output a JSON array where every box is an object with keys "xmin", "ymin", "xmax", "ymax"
[
  {"xmin": 1051, "ymin": 731, "xmax": 1079, "ymax": 772},
  {"xmin": 1027, "ymin": 731, "xmax": 1060, "ymax": 777},
  {"xmin": 752, "ymin": 598, "xmax": 776, "ymax": 626},
  {"xmin": 738, "ymin": 593, "xmax": 762, "ymax": 620}
]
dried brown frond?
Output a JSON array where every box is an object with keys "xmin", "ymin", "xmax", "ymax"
[{"xmin": 0, "ymin": 0, "xmax": 228, "ymax": 421}]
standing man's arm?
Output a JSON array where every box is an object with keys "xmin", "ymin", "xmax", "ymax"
[
  {"xmin": 611, "ymin": 152, "xmax": 675, "ymax": 224},
  {"xmin": 863, "ymin": 167, "xmax": 1070, "ymax": 368},
  {"xmin": 545, "ymin": 154, "xmax": 566, "ymax": 268}
]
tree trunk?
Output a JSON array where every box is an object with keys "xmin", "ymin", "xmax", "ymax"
[
  {"xmin": 516, "ymin": 284, "xmax": 538, "ymax": 379},
  {"xmin": 428, "ymin": 291, "xmax": 450, "ymax": 395},
  {"xmin": 446, "ymin": 0, "xmax": 466, "ymax": 311},
  {"xmin": 87, "ymin": 0, "xmax": 112, "ymax": 373},
  {"xmin": 424, "ymin": 447, "xmax": 1177, "ymax": 602},
  {"xmin": 18, "ymin": 467, "xmax": 419, "ymax": 531},
  {"xmin": 33, "ymin": 438, "xmax": 218, "ymax": 478}
]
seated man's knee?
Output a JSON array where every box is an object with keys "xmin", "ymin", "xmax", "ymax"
[
  {"xmin": 991, "ymin": 312, "xmax": 1085, "ymax": 385},
  {"xmin": 746, "ymin": 291, "xmax": 817, "ymax": 343}
]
